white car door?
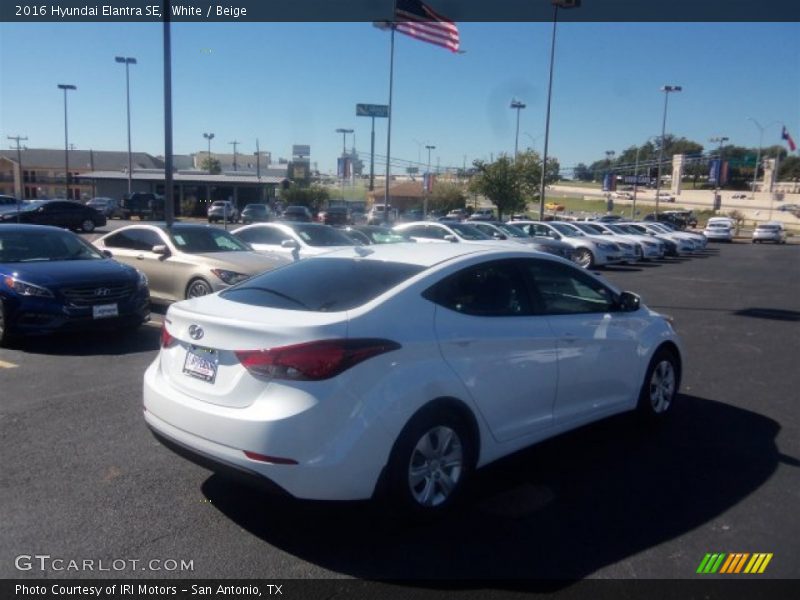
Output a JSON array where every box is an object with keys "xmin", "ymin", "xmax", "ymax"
[
  {"xmin": 429, "ymin": 259, "xmax": 559, "ymax": 442},
  {"xmin": 522, "ymin": 259, "xmax": 644, "ymax": 423}
]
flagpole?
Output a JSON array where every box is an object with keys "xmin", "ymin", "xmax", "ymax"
[{"xmin": 384, "ymin": 24, "xmax": 395, "ymax": 226}]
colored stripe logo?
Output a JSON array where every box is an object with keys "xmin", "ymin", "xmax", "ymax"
[{"xmin": 697, "ymin": 553, "xmax": 773, "ymax": 574}]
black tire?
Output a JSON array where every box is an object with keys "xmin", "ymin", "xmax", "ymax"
[
  {"xmin": 637, "ymin": 347, "xmax": 680, "ymax": 420},
  {"xmin": 185, "ymin": 278, "xmax": 213, "ymax": 299},
  {"xmin": 81, "ymin": 219, "xmax": 96, "ymax": 233},
  {"xmin": 0, "ymin": 300, "xmax": 13, "ymax": 348},
  {"xmin": 384, "ymin": 405, "xmax": 475, "ymax": 517}
]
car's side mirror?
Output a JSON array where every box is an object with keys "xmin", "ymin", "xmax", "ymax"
[
  {"xmin": 281, "ymin": 239, "xmax": 299, "ymax": 249},
  {"xmin": 151, "ymin": 244, "xmax": 170, "ymax": 256},
  {"xmin": 493, "ymin": 232, "xmax": 506, "ymax": 239},
  {"xmin": 444, "ymin": 235, "xmax": 458, "ymax": 243},
  {"xmin": 617, "ymin": 291, "xmax": 641, "ymax": 312},
  {"xmin": 101, "ymin": 249, "xmax": 113, "ymax": 258}
]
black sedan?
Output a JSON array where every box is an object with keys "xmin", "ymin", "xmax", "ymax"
[
  {"xmin": 0, "ymin": 225, "xmax": 149, "ymax": 346},
  {"xmin": 0, "ymin": 200, "xmax": 106, "ymax": 232}
]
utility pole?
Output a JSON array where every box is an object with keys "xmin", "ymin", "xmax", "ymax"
[
  {"xmin": 710, "ymin": 136, "xmax": 729, "ymax": 211},
  {"xmin": 510, "ymin": 99, "xmax": 526, "ymax": 161},
  {"xmin": 425, "ymin": 144, "xmax": 435, "ymax": 218},
  {"xmin": 229, "ymin": 140, "xmax": 239, "ymax": 171},
  {"xmin": 655, "ymin": 85, "xmax": 682, "ymax": 215}
]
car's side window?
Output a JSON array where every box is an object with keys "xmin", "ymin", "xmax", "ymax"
[
  {"xmin": 523, "ymin": 260, "xmax": 618, "ymax": 315},
  {"xmin": 128, "ymin": 229, "xmax": 164, "ymax": 251},
  {"xmin": 102, "ymin": 231, "xmax": 134, "ymax": 249},
  {"xmin": 236, "ymin": 227, "xmax": 284, "ymax": 245},
  {"xmin": 403, "ymin": 225, "xmax": 429, "ymax": 238},
  {"xmin": 424, "ymin": 260, "xmax": 531, "ymax": 317}
]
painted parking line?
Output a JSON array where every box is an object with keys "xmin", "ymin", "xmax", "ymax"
[{"xmin": 0, "ymin": 359, "xmax": 19, "ymax": 369}]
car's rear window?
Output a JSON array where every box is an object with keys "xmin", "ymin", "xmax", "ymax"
[{"xmin": 220, "ymin": 257, "xmax": 424, "ymax": 311}]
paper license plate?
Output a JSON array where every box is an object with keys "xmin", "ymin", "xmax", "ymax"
[
  {"xmin": 183, "ymin": 348, "xmax": 218, "ymax": 383},
  {"xmin": 92, "ymin": 303, "xmax": 119, "ymax": 319}
]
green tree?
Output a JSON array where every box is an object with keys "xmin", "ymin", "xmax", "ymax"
[
  {"xmin": 573, "ymin": 163, "xmax": 592, "ymax": 181},
  {"xmin": 779, "ymin": 156, "xmax": 800, "ymax": 180},
  {"xmin": 280, "ymin": 184, "xmax": 330, "ymax": 213},
  {"xmin": 199, "ymin": 156, "xmax": 221, "ymax": 174},
  {"xmin": 429, "ymin": 182, "xmax": 467, "ymax": 213},
  {"xmin": 469, "ymin": 155, "xmax": 523, "ymax": 220}
]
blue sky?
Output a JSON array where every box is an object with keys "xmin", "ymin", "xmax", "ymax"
[{"xmin": 1, "ymin": 21, "xmax": 798, "ymax": 174}]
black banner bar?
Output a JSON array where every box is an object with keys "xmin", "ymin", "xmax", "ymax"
[{"xmin": 2, "ymin": 0, "xmax": 799, "ymax": 23}]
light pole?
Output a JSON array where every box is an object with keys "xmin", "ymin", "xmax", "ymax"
[
  {"xmin": 539, "ymin": 0, "xmax": 581, "ymax": 220},
  {"xmin": 710, "ymin": 136, "xmax": 729, "ymax": 210},
  {"xmin": 57, "ymin": 84, "xmax": 77, "ymax": 200},
  {"xmin": 335, "ymin": 128, "xmax": 353, "ymax": 200},
  {"xmin": 115, "ymin": 56, "xmax": 137, "ymax": 196},
  {"xmin": 747, "ymin": 118, "xmax": 780, "ymax": 201},
  {"xmin": 229, "ymin": 140, "xmax": 239, "ymax": 171},
  {"xmin": 425, "ymin": 144, "xmax": 435, "ymax": 218},
  {"xmin": 7, "ymin": 135, "xmax": 26, "ymax": 219},
  {"xmin": 510, "ymin": 99, "xmax": 526, "ymax": 161},
  {"xmin": 203, "ymin": 132, "xmax": 214, "ymax": 174},
  {"xmin": 655, "ymin": 84, "xmax": 682, "ymax": 215}
]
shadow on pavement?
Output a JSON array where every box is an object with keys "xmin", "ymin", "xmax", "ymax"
[
  {"xmin": 734, "ymin": 308, "xmax": 800, "ymax": 322},
  {"xmin": 10, "ymin": 321, "xmax": 161, "ymax": 356},
  {"xmin": 202, "ymin": 394, "xmax": 780, "ymax": 584}
]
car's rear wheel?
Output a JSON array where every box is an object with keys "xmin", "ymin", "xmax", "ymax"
[
  {"xmin": 185, "ymin": 278, "xmax": 213, "ymax": 299},
  {"xmin": 637, "ymin": 347, "xmax": 680, "ymax": 419},
  {"xmin": 385, "ymin": 406, "xmax": 474, "ymax": 517},
  {"xmin": 81, "ymin": 219, "xmax": 95, "ymax": 232},
  {"xmin": 0, "ymin": 301, "xmax": 13, "ymax": 347},
  {"xmin": 574, "ymin": 248, "xmax": 594, "ymax": 269}
]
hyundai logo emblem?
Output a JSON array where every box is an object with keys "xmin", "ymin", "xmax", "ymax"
[
  {"xmin": 188, "ymin": 325, "xmax": 204, "ymax": 340},
  {"xmin": 95, "ymin": 288, "xmax": 111, "ymax": 296}
]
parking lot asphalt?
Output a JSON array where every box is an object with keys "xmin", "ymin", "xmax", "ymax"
[{"xmin": 1, "ymin": 241, "xmax": 798, "ymax": 586}]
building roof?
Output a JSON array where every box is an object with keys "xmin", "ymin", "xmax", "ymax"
[
  {"xmin": 370, "ymin": 180, "xmax": 425, "ymax": 200},
  {"xmin": 77, "ymin": 170, "xmax": 287, "ymax": 185},
  {"xmin": 0, "ymin": 149, "xmax": 165, "ymax": 171}
]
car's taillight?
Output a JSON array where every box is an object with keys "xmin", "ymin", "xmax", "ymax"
[
  {"xmin": 235, "ymin": 338, "xmax": 401, "ymax": 381},
  {"xmin": 160, "ymin": 321, "xmax": 176, "ymax": 348}
]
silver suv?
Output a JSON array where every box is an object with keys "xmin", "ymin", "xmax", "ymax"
[{"xmin": 208, "ymin": 200, "xmax": 239, "ymax": 223}]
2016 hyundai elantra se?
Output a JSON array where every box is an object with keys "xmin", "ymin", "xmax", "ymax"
[{"xmin": 144, "ymin": 244, "xmax": 683, "ymax": 516}]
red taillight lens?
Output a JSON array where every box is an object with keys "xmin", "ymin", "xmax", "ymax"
[
  {"xmin": 235, "ymin": 338, "xmax": 401, "ymax": 381},
  {"xmin": 160, "ymin": 321, "xmax": 176, "ymax": 348}
]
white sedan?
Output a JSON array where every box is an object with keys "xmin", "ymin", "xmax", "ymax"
[
  {"xmin": 144, "ymin": 244, "xmax": 683, "ymax": 516},
  {"xmin": 232, "ymin": 222, "xmax": 356, "ymax": 260}
]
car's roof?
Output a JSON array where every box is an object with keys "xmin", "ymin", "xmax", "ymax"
[
  {"xmin": 0, "ymin": 223, "xmax": 78, "ymax": 234},
  {"xmin": 308, "ymin": 240, "xmax": 531, "ymax": 267}
]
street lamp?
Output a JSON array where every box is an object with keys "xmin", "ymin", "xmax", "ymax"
[
  {"xmin": 203, "ymin": 132, "xmax": 215, "ymax": 174},
  {"xmin": 539, "ymin": 0, "xmax": 581, "ymax": 220},
  {"xmin": 229, "ymin": 140, "xmax": 240, "ymax": 171},
  {"xmin": 425, "ymin": 144, "xmax": 436, "ymax": 218},
  {"xmin": 510, "ymin": 99, "xmax": 526, "ymax": 160},
  {"xmin": 115, "ymin": 56, "xmax": 137, "ymax": 196},
  {"xmin": 57, "ymin": 84, "xmax": 77, "ymax": 200},
  {"xmin": 335, "ymin": 128, "xmax": 354, "ymax": 156},
  {"xmin": 746, "ymin": 118, "xmax": 780, "ymax": 201},
  {"xmin": 335, "ymin": 128, "xmax": 354, "ymax": 200},
  {"xmin": 655, "ymin": 84, "xmax": 682, "ymax": 215}
]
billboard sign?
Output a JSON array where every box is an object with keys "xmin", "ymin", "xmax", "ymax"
[
  {"xmin": 709, "ymin": 160, "xmax": 729, "ymax": 186},
  {"xmin": 356, "ymin": 103, "xmax": 389, "ymax": 118},
  {"xmin": 292, "ymin": 145, "xmax": 310, "ymax": 158},
  {"xmin": 337, "ymin": 157, "xmax": 351, "ymax": 179}
]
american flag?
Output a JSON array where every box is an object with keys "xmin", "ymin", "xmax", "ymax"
[
  {"xmin": 394, "ymin": 0, "xmax": 460, "ymax": 53},
  {"xmin": 782, "ymin": 126, "xmax": 797, "ymax": 152}
]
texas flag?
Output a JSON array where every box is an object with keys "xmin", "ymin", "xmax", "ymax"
[{"xmin": 782, "ymin": 126, "xmax": 797, "ymax": 152}]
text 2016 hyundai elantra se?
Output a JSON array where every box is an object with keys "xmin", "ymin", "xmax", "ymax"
[{"xmin": 144, "ymin": 244, "xmax": 683, "ymax": 516}]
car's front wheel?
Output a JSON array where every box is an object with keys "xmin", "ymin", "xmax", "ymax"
[
  {"xmin": 637, "ymin": 347, "xmax": 680, "ymax": 419},
  {"xmin": 574, "ymin": 247, "xmax": 595, "ymax": 269},
  {"xmin": 81, "ymin": 219, "xmax": 96, "ymax": 232},
  {"xmin": 385, "ymin": 406, "xmax": 474, "ymax": 517},
  {"xmin": 186, "ymin": 278, "xmax": 213, "ymax": 299}
]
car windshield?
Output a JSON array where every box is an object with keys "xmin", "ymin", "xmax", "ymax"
[
  {"xmin": 0, "ymin": 229, "xmax": 104, "ymax": 263},
  {"xmin": 758, "ymin": 225, "xmax": 779, "ymax": 231},
  {"xmin": 493, "ymin": 223, "xmax": 526, "ymax": 238},
  {"xmin": 291, "ymin": 224, "xmax": 354, "ymax": 247},
  {"xmin": 245, "ymin": 204, "xmax": 267, "ymax": 212},
  {"xmin": 550, "ymin": 223, "xmax": 584, "ymax": 238},
  {"xmin": 449, "ymin": 223, "xmax": 492, "ymax": 240},
  {"xmin": 573, "ymin": 223, "xmax": 604, "ymax": 235},
  {"xmin": 88, "ymin": 199, "xmax": 108, "ymax": 206},
  {"xmin": 221, "ymin": 257, "xmax": 425, "ymax": 312},
  {"xmin": 168, "ymin": 227, "xmax": 250, "ymax": 253},
  {"xmin": 362, "ymin": 228, "xmax": 410, "ymax": 244},
  {"xmin": 606, "ymin": 224, "xmax": 629, "ymax": 235}
]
